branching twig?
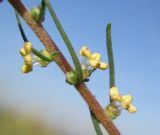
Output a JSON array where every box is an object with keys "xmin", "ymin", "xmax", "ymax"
[{"xmin": 8, "ymin": 0, "xmax": 121, "ymax": 135}]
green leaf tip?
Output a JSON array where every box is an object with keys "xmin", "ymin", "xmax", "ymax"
[
  {"xmin": 107, "ymin": 23, "xmax": 111, "ymax": 30},
  {"xmin": 106, "ymin": 23, "xmax": 115, "ymax": 89}
]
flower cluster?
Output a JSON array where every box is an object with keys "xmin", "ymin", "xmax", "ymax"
[
  {"xmin": 80, "ymin": 46, "xmax": 108, "ymax": 70},
  {"xmin": 110, "ymin": 86, "xmax": 137, "ymax": 113},
  {"xmin": 20, "ymin": 42, "xmax": 53, "ymax": 73},
  {"xmin": 20, "ymin": 42, "xmax": 33, "ymax": 73}
]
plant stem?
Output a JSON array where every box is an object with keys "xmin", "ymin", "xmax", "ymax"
[
  {"xmin": 8, "ymin": 0, "xmax": 121, "ymax": 134},
  {"xmin": 106, "ymin": 23, "xmax": 115, "ymax": 88},
  {"xmin": 44, "ymin": 0, "xmax": 83, "ymax": 83},
  {"xmin": 44, "ymin": 1, "xmax": 103, "ymax": 134},
  {"xmin": 44, "ymin": 1, "xmax": 104, "ymax": 134},
  {"xmin": 90, "ymin": 110, "xmax": 103, "ymax": 135}
]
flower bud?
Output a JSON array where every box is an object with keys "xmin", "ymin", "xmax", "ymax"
[
  {"xmin": 105, "ymin": 104, "xmax": 121, "ymax": 120},
  {"xmin": 66, "ymin": 71, "xmax": 78, "ymax": 85},
  {"xmin": 80, "ymin": 47, "xmax": 92, "ymax": 59},
  {"xmin": 21, "ymin": 64, "xmax": 32, "ymax": 73},
  {"xmin": 31, "ymin": 7, "xmax": 41, "ymax": 21},
  {"xmin": 31, "ymin": 6, "xmax": 45, "ymax": 23}
]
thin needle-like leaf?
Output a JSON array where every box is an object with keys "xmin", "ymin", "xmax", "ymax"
[
  {"xmin": 106, "ymin": 23, "xmax": 115, "ymax": 102},
  {"xmin": 106, "ymin": 23, "xmax": 115, "ymax": 88},
  {"xmin": 15, "ymin": 11, "xmax": 28, "ymax": 42},
  {"xmin": 90, "ymin": 110, "xmax": 104, "ymax": 135},
  {"xmin": 44, "ymin": 0, "xmax": 83, "ymax": 83}
]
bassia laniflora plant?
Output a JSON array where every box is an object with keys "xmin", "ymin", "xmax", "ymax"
[{"xmin": 5, "ymin": 0, "xmax": 137, "ymax": 135}]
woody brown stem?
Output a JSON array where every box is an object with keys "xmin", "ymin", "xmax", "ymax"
[{"xmin": 8, "ymin": 0, "xmax": 121, "ymax": 135}]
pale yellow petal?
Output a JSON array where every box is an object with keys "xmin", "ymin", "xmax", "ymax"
[
  {"xmin": 91, "ymin": 53, "xmax": 101, "ymax": 61},
  {"xmin": 121, "ymin": 95, "xmax": 133, "ymax": 108},
  {"xmin": 88, "ymin": 59, "xmax": 100, "ymax": 68},
  {"xmin": 110, "ymin": 87, "xmax": 119, "ymax": 96},
  {"xmin": 99, "ymin": 62, "xmax": 108, "ymax": 70},
  {"xmin": 122, "ymin": 95, "xmax": 132, "ymax": 104},
  {"xmin": 80, "ymin": 46, "xmax": 92, "ymax": 59},
  {"xmin": 20, "ymin": 48, "xmax": 27, "ymax": 56},
  {"xmin": 24, "ymin": 55, "xmax": 32, "ymax": 65},
  {"xmin": 110, "ymin": 87, "xmax": 121, "ymax": 101},
  {"xmin": 24, "ymin": 42, "xmax": 32, "ymax": 54},
  {"xmin": 127, "ymin": 104, "xmax": 137, "ymax": 113}
]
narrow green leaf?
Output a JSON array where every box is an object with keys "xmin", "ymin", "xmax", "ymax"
[
  {"xmin": 106, "ymin": 23, "xmax": 115, "ymax": 88},
  {"xmin": 15, "ymin": 11, "xmax": 28, "ymax": 42},
  {"xmin": 106, "ymin": 23, "xmax": 115, "ymax": 102},
  {"xmin": 38, "ymin": 0, "xmax": 46, "ymax": 22},
  {"xmin": 44, "ymin": 0, "xmax": 83, "ymax": 83},
  {"xmin": 90, "ymin": 110, "xmax": 103, "ymax": 135}
]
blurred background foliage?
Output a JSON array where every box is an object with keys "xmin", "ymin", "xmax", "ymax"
[
  {"xmin": 0, "ymin": 108, "xmax": 61, "ymax": 135},
  {"xmin": 0, "ymin": 81, "xmax": 64, "ymax": 135}
]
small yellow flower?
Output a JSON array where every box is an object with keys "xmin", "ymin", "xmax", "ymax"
[
  {"xmin": 127, "ymin": 104, "xmax": 137, "ymax": 113},
  {"xmin": 80, "ymin": 46, "xmax": 92, "ymax": 59},
  {"xmin": 110, "ymin": 87, "xmax": 121, "ymax": 101},
  {"xmin": 20, "ymin": 42, "xmax": 33, "ymax": 73},
  {"xmin": 80, "ymin": 46, "xmax": 108, "ymax": 70},
  {"xmin": 109, "ymin": 86, "xmax": 137, "ymax": 113},
  {"xmin": 105, "ymin": 103, "xmax": 121, "ymax": 120}
]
